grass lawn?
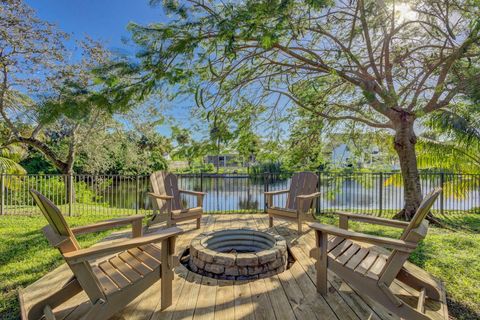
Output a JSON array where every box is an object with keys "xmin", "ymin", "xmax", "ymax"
[{"xmin": 0, "ymin": 211, "xmax": 479, "ymax": 320}]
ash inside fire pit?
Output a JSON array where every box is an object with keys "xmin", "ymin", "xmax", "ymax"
[{"xmin": 184, "ymin": 229, "xmax": 291, "ymax": 280}]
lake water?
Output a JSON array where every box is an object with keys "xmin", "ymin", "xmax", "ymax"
[{"xmin": 102, "ymin": 174, "xmax": 480, "ymax": 213}]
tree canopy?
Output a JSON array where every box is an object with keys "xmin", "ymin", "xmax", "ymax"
[
  {"xmin": 0, "ymin": 1, "xmax": 137, "ymax": 174},
  {"xmin": 110, "ymin": 0, "xmax": 479, "ymax": 218}
]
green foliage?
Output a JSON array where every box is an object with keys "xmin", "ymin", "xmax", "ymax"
[
  {"xmin": 174, "ymin": 162, "xmax": 216, "ymax": 173},
  {"xmin": 427, "ymin": 106, "xmax": 480, "ymax": 145},
  {"xmin": 172, "ymin": 126, "xmax": 191, "ymax": 145},
  {"xmin": 304, "ymin": 0, "xmax": 332, "ymax": 9},
  {"xmin": 384, "ymin": 172, "xmax": 403, "ymax": 187},
  {"xmin": 5, "ymin": 176, "xmax": 108, "ymax": 207},
  {"xmin": 20, "ymin": 151, "xmax": 59, "ymax": 174},
  {"xmin": 418, "ymin": 104, "xmax": 480, "ymax": 173},
  {"xmin": 112, "ymin": 0, "xmax": 480, "ymax": 219},
  {"xmin": 0, "ymin": 147, "xmax": 26, "ymax": 174},
  {"xmin": 37, "ymin": 79, "xmax": 130, "ymax": 126},
  {"xmin": 0, "ymin": 2, "xmax": 138, "ymax": 175},
  {"xmin": 249, "ymin": 161, "xmax": 283, "ymax": 174},
  {"xmin": 171, "ymin": 125, "xmax": 214, "ymax": 169},
  {"xmin": 282, "ymin": 110, "xmax": 327, "ymax": 171},
  {"xmin": 230, "ymin": 101, "xmax": 263, "ymax": 163},
  {"xmin": 68, "ymin": 106, "xmax": 172, "ymax": 175},
  {"xmin": 96, "ymin": 130, "xmax": 170, "ymax": 175}
]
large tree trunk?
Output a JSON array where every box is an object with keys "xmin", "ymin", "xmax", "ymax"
[{"xmin": 392, "ymin": 115, "xmax": 423, "ymax": 220}]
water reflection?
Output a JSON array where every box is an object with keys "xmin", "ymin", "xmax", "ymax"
[{"xmin": 101, "ymin": 175, "xmax": 479, "ymax": 212}]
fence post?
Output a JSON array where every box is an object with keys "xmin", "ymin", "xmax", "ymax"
[
  {"xmin": 135, "ymin": 175, "xmax": 139, "ymax": 215},
  {"xmin": 65, "ymin": 173, "xmax": 73, "ymax": 217},
  {"xmin": 378, "ymin": 172, "xmax": 383, "ymax": 216},
  {"xmin": 440, "ymin": 171, "xmax": 445, "ymax": 215},
  {"xmin": 200, "ymin": 172, "xmax": 203, "ymax": 192},
  {"xmin": 263, "ymin": 172, "xmax": 269, "ymax": 213},
  {"xmin": 0, "ymin": 173, "xmax": 4, "ymax": 215},
  {"xmin": 316, "ymin": 171, "xmax": 321, "ymax": 215},
  {"xmin": 67, "ymin": 174, "xmax": 73, "ymax": 216}
]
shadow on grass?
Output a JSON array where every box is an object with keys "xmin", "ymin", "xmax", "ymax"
[
  {"xmin": 0, "ymin": 230, "xmax": 51, "ymax": 266},
  {"xmin": 0, "ymin": 227, "xmax": 62, "ymax": 320},
  {"xmin": 447, "ymin": 297, "xmax": 480, "ymax": 320},
  {"xmin": 435, "ymin": 210, "xmax": 480, "ymax": 232}
]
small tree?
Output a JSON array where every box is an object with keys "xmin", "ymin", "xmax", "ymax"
[
  {"xmin": 208, "ymin": 111, "xmax": 234, "ymax": 172},
  {"xmin": 0, "ymin": 0, "xmax": 69, "ymax": 171},
  {"xmin": 171, "ymin": 126, "xmax": 210, "ymax": 169},
  {"xmin": 283, "ymin": 110, "xmax": 327, "ymax": 171},
  {"xmin": 0, "ymin": 1, "xmax": 128, "ymax": 177},
  {"xmin": 118, "ymin": 0, "xmax": 479, "ymax": 219},
  {"xmin": 67, "ymin": 104, "xmax": 170, "ymax": 175},
  {"xmin": 231, "ymin": 102, "xmax": 262, "ymax": 167}
]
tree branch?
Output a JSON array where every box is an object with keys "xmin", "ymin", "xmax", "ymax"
[{"xmin": 266, "ymin": 88, "xmax": 393, "ymax": 129}]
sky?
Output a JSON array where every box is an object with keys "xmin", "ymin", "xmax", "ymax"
[{"xmin": 25, "ymin": 0, "xmax": 199, "ymax": 138}]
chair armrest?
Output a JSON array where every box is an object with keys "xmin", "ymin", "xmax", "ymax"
[
  {"xmin": 179, "ymin": 189, "xmax": 206, "ymax": 196},
  {"xmin": 64, "ymin": 227, "xmax": 183, "ymax": 264},
  {"xmin": 335, "ymin": 211, "xmax": 410, "ymax": 229},
  {"xmin": 296, "ymin": 192, "xmax": 322, "ymax": 212},
  {"xmin": 148, "ymin": 192, "xmax": 174, "ymax": 200},
  {"xmin": 265, "ymin": 190, "xmax": 289, "ymax": 209},
  {"xmin": 297, "ymin": 192, "xmax": 322, "ymax": 200},
  {"xmin": 71, "ymin": 215, "xmax": 144, "ymax": 236},
  {"xmin": 264, "ymin": 190, "xmax": 289, "ymax": 195},
  {"xmin": 179, "ymin": 189, "xmax": 205, "ymax": 207},
  {"xmin": 308, "ymin": 222, "xmax": 416, "ymax": 252}
]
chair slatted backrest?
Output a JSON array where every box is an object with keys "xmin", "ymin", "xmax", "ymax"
[
  {"xmin": 29, "ymin": 189, "xmax": 80, "ymax": 253},
  {"xmin": 379, "ymin": 188, "xmax": 442, "ymax": 285},
  {"xmin": 150, "ymin": 171, "xmax": 182, "ymax": 211},
  {"xmin": 400, "ymin": 187, "xmax": 442, "ymax": 240},
  {"xmin": 30, "ymin": 189, "xmax": 109, "ymax": 302},
  {"xmin": 286, "ymin": 172, "xmax": 318, "ymax": 210}
]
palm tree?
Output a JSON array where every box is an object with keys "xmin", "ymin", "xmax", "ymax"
[
  {"xmin": 416, "ymin": 106, "xmax": 480, "ymax": 203},
  {"xmin": 0, "ymin": 146, "xmax": 26, "ymax": 174},
  {"xmin": 417, "ymin": 106, "xmax": 480, "ymax": 174}
]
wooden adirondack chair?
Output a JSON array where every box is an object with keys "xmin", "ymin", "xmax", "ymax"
[
  {"xmin": 309, "ymin": 188, "xmax": 443, "ymax": 320},
  {"xmin": 147, "ymin": 171, "xmax": 205, "ymax": 229},
  {"xmin": 265, "ymin": 171, "xmax": 321, "ymax": 233},
  {"xmin": 25, "ymin": 189, "xmax": 182, "ymax": 320}
]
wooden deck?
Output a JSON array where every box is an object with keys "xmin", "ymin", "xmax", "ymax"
[{"xmin": 19, "ymin": 214, "xmax": 448, "ymax": 320}]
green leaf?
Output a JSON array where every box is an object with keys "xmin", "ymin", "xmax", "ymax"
[{"xmin": 261, "ymin": 35, "xmax": 274, "ymax": 49}]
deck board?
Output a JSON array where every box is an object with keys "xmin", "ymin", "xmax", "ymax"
[{"xmin": 19, "ymin": 214, "xmax": 448, "ymax": 320}]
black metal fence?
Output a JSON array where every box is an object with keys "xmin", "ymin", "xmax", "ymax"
[{"xmin": 0, "ymin": 172, "xmax": 479, "ymax": 218}]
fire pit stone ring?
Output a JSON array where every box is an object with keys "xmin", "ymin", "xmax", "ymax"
[{"xmin": 189, "ymin": 229, "xmax": 288, "ymax": 280}]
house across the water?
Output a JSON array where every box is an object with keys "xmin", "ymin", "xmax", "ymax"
[{"xmin": 204, "ymin": 152, "xmax": 255, "ymax": 168}]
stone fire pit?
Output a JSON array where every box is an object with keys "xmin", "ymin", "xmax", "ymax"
[{"xmin": 189, "ymin": 229, "xmax": 288, "ymax": 280}]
